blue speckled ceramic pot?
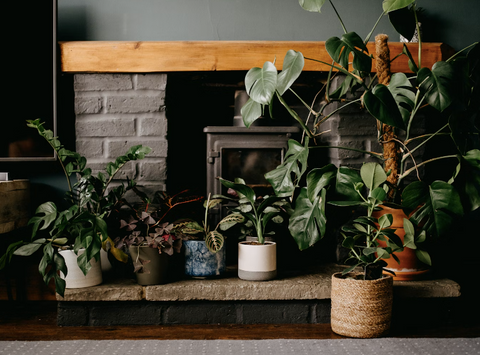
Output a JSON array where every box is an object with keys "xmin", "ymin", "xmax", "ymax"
[{"xmin": 184, "ymin": 240, "xmax": 226, "ymax": 278}]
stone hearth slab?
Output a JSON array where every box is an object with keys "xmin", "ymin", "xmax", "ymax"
[{"xmin": 57, "ymin": 263, "xmax": 461, "ymax": 302}]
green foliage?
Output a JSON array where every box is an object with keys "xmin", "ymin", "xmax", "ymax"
[
  {"xmin": 240, "ymin": 0, "xmax": 479, "ymax": 278},
  {"xmin": 2, "ymin": 119, "xmax": 151, "ymax": 297},
  {"xmin": 172, "ymin": 194, "xmax": 244, "ymax": 253},
  {"xmin": 217, "ymin": 178, "xmax": 289, "ymax": 245}
]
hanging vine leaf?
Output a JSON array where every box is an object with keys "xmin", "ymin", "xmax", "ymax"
[{"xmin": 326, "ymin": 32, "xmax": 372, "ymax": 72}]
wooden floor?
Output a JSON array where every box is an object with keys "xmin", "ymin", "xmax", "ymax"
[{"xmin": 1, "ymin": 301, "xmax": 479, "ymax": 341}]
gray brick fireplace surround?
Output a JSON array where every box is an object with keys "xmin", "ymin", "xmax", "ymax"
[{"xmin": 74, "ymin": 73, "xmax": 168, "ymax": 195}]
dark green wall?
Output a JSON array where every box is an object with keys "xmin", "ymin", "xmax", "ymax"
[{"xmin": 58, "ymin": 0, "xmax": 479, "ymax": 50}]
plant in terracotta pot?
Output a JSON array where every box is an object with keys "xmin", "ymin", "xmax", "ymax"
[
  {"xmin": 240, "ymin": 0, "xmax": 479, "ymax": 281},
  {"xmin": 172, "ymin": 194, "xmax": 244, "ymax": 278},
  {"xmin": 216, "ymin": 177, "xmax": 291, "ymax": 281},
  {"xmin": 0, "ymin": 119, "xmax": 151, "ymax": 297}
]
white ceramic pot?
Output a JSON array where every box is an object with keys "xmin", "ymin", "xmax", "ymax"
[
  {"xmin": 59, "ymin": 249, "xmax": 103, "ymax": 289},
  {"xmin": 238, "ymin": 241, "xmax": 277, "ymax": 281}
]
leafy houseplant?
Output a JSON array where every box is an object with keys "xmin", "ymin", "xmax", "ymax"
[
  {"xmin": 172, "ymin": 194, "xmax": 244, "ymax": 278},
  {"xmin": 115, "ymin": 189, "xmax": 202, "ymax": 283},
  {"xmin": 217, "ymin": 177, "xmax": 290, "ymax": 281},
  {"xmin": 241, "ymin": 0, "xmax": 479, "ymax": 279},
  {"xmin": 2, "ymin": 119, "xmax": 151, "ymax": 296}
]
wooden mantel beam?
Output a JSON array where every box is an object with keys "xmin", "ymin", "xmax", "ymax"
[{"xmin": 59, "ymin": 41, "xmax": 453, "ymax": 73}]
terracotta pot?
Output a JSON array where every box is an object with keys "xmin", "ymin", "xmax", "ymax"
[
  {"xmin": 373, "ymin": 205, "xmax": 429, "ymax": 281},
  {"xmin": 238, "ymin": 241, "xmax": 276, "ymax": 281},
  {"xmin": 331, "ymin": 272, "xmax": 393, "ymax": 338},
  {"xmin": 59, "ymin": 249, "xmax": 102, "ymax": 289},
  {"xmin": 128, "ymin": 246, "xmax": 170, "ymax": 285}
]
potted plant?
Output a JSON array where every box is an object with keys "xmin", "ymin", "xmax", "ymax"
[
  {"xmin": 216, "ymin": 177, "xmax": 290, "ymax": 281},
  {"xmin": 173, "ymin": 194, "xmax": 244, "ymax": 278},
  {"xmin": 114, "ymin": 189, "xmax": 201, "ymax": 284},
  {"xmin": 1, "ymin": 119, "xmax": 151, "ymax": 297},
  {"xmin": 240, "ymin": 0, "xmax": 479, "ymax": 281}
]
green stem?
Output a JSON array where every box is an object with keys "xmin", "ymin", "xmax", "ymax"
[
  {"xmin": 329, "ymin": 0, "xmax": 347, "ymax": 34},
  {"xmin": 402, "ymin": 124, "xmax": 449, "ymax": 162},
  {"xmin": 364, "ymin": 10, "xmax": 387, "ymax": 44},
  {"xmin": 275, "ymin": 92, "xmax": 313, "ymax": 138},
  {"xmin": 310, "ymin": 145, "xmax": 384, "ymax": 159},
  {"xmin": 316, "ymin": 98, "xmax": 363, "ymax": 126},
  {"xmin": 398, "ymin": 155, "xmax": 458, "ymax": 182},
  {"xmin": 413, "ymin": 4, "xmax": 422, "ymax": 68},
  {"xmin": 446, "ymin": 42, "xmax": 479, "ymax": 63}
]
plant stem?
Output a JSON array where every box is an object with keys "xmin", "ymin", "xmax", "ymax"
[
  {"xmin": 329, "ymin": 0, "xmax": 347, "ymax": 34},
  {"xmin": 399, "ymin": 155, "xmax": 458, "ymax": 182},
  {"xmin": 364, "ymin": 10, "xmax": 387, "ymax": 44}
]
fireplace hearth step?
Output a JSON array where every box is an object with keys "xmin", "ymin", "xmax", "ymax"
[{"xmin": 57, "ymin": 263, "xmax": 461, "ymax": 326}]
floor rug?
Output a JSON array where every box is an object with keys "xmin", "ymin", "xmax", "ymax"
[{"xmin": 1, "ymin": 338, "xmax": 479, "ymax": 355}]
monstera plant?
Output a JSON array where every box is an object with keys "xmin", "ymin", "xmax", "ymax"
[{"xmin": 241, "ymin": 0, "xmax": 479, "ymax": 277}]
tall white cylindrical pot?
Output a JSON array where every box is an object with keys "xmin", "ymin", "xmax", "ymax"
[
  {"xmin": 59, "ymin": 249, "xmax": 103, "ymax": 289},
  {"xmin": 238, "ymin": 241, "xmax": 276, "ymax": 281}
]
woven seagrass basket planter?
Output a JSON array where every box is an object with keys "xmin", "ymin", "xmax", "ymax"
[{"xmin": 331, "ymin": 272, "xmax": 393, "ymax": 338}]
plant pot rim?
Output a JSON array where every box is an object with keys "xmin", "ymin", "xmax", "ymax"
[
  {"xmin": 239, "ymin": 240, "xmax": 276, "ymax": 246},
  {"xmin": 332, "ymin": 271, "xmax": 393, "ymax": 282}
]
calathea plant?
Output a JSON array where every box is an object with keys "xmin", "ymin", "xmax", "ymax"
[
  {"xmin": 240, "ymin": 0, "xmax": 479, "ymax": 276},
  {"xmin": 172, "ymin": 193, "xmax": 244, "ymax": 253},
  {"xmin": 2, "ymin": 119, "xmax": 151, "ymax": 296}
]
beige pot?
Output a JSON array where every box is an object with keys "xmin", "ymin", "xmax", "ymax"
[
  {"xmin": 59, "ymin": 249, "xmax": 102, "ymax": 289},
  {"xmin": 238, "ymin": 241, "xmax": 276, "ymax": 281},
  {"xmin": 331, "ymin": 272, "xmax": 393, "ymax": 338}
]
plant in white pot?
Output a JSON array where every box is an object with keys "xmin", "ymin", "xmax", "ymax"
[
  {"xmin": 217, "ymin": 178, "xmax": 291, "ymax": 281},
  {"xmin": 173, "ymin": 194, "xmax": 244, "ymax": 278},
  {"xmin": 0, "ymin": 119, "xmax": 151, "ymax": 297},
  {"xmin": 240, "ymin": 0, "xmax": 479, "ymax": 281}
]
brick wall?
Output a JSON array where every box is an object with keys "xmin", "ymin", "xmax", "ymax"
[{"xmin": 74, "ymin": 74, "xmax": 168, "ymax": 196}]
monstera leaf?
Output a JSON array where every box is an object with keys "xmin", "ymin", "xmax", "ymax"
[
  {"xmin": 388, "ymin": 73, "xmax": 416, "ymax": 125},
  {"xmin": 245, "ymin": 61, "xmax": 277, "ymax": 105},
  {"xmin": 388, "ymin": 6, "xmax": 417, "ymax": 41},
  {"xmin": 265, "ymin": 138, "xmax": 309, "ymax": 197},
  {"xmin": 382, "ymin": 0, "xmax": 415, "ymax": 13},
  {"xmin": 298, "ymin": 0, "xmax": 327, "ymax": 12},
  {"xmin": 418, "ymin": 61, "xmax": 456, "ymax": 112},
  {"xmin": 241, "ymin": 98, "xmax": 262, "ymax": 128},
  {"xmin": 289, "ymin": 188, "xmax": 326, "ymax": 250},
  {"xmin": 306, "ymin": 164, "xmax": 337, "ymax": 202},
  {"xmin": 363, "ymin": 84, "xmax": 406, "ymax": 130},
  {"xmin": 326, "ymin": 32, "xmax": 372, "ymax": 72},
  {"xmin": 402, "ymin": 181, "xmax": 464, "ymax": 237},
  {"xmin": 277, "ymin": 50, "xmax": 304, "ymax": 95}
]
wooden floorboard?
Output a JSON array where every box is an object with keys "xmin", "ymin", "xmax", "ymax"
[{"xmin": 1, "ymin": 302, "xmax": 479, "ymax": 341}]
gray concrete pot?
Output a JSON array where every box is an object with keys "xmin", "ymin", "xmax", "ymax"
[{"xmin": 128, "ymin": 245, "xmax": 170, "ymax": 285}]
